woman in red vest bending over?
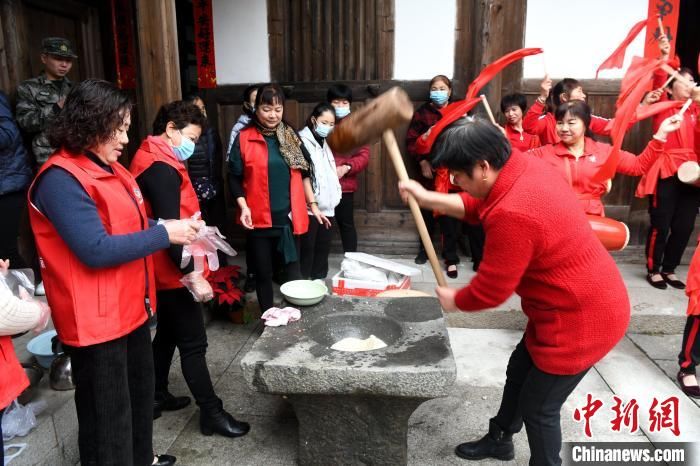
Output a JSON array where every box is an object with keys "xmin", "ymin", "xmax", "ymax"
[
  {"xmin": 527, "ymin": 100, "xmax": 681, "ymax": 217},
  {"xmin": 130, "ymin": 101, "xmax": 250, "ymax": 440},
  {"xmin": 399, "ymin": 117, "xmax": 630, "ymax": 465},
  {"xmin": 228, "ymin": 84, "xmax": 323, "ymax": 313},
  {"xmin": 29, "ymin": 80, "xmax": 200, "ymax": 466}
]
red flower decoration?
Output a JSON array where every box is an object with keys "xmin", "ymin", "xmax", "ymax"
[{"xmin": 206, "ymin": 265, "xmax": 244, "ymax": 306}]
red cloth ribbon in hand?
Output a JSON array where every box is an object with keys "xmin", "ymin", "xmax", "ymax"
[
  {"xmin": 415, "ymin": 47, "xmax": 542, "ymax": 156},
  {"xmin": 596, "ymin": 18, "xmax": 647, "ymax": 79},
  {"xmin": 465, "ymin": 47, "xmax": 543, "ymax": 100},
  {"xmin": 603, "ymin": 100, "xmax": 684, "ymax": 132},
  {"xmin": 593, "ymin": 57, "xmax": 664, "ymax": 183}
]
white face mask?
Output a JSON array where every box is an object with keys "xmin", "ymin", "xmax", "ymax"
[{"xmin": 314, "ymin": 122, "xmax": 334, "ymax": 138}]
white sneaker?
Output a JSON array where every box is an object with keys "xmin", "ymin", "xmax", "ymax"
[{"xmin": 35, "ymin": 282, "xmax": 45, "ymax": 296}]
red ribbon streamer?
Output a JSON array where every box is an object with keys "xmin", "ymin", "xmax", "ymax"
[
  {"xmin": 596, "ymin": 18, "xmax": 647, "ymax": 79},
  {"xmin": 603, "ymin": 100, "xmax": 684, "ymax": 133},
  {"xmin": 593, "ymin": 57, "xmax": 664, "ymax": 183},
  {"xmin": 415, "ymin": 47, "xmax": 543, "ymax": 155},
  {"xmin": 465, "ymin": 48, "xmax": 543, "ymax": 100}
]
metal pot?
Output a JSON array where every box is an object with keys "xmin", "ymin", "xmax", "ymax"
[
  {"xmin": 49, "ymin": 353, "xmax": 75, "ymax": 391},
  {"xmin": 18, "ymin": 363, "xmax": 44, "ymax": 404}
]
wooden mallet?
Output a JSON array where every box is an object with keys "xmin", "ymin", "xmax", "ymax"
[{"xmin": 328, "ymin": 87, "xmax": 448, "ymax": 287}]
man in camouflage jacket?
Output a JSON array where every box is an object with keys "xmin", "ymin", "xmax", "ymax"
[{"xmin": 16, "ymin": 37, "xmax": 77, "ymax": 166}]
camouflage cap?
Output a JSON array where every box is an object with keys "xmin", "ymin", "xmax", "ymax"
[{"xmin": 41, "ymin": 37, "xmax": 77, "ymax": 59}]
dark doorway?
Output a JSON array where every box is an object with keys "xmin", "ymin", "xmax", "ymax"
[
  {"xmin": 175, "ymin": 0, "xmax": 199, "ymax": 97},
  {"xmin": 676, "ymin": 0, "xmax": 700, "ymax": 74}
]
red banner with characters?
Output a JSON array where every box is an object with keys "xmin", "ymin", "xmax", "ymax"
[
  {"xmin": 193, "ymin": 0, "xmax": 217, "ymax": 88},
  {"xmin": 644, "ymin": 0, "xmax": 680, "ymax": 58},
  {"xmin": 110, "ymin": 0, "xmax": 137, "ymax": 89}
]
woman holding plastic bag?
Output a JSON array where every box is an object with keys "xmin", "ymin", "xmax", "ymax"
[
  {"xmin": 129, "ymin": 100, "xmax": 250, "ymax": 440},
  {"xmin": 29, "ymin": 80, "xmax": 200, "ymax": 466},
  {"xmin": 0, "ymin": 259, "xmax": 49, "ymax": 462}
]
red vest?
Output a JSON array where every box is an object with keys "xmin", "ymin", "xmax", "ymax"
[
  {"xmin": 0, "ymin": 336, "xmax": 28, "ymax": 409},
  {"xmin": 238, "ymin": 127, "xmax": 308, "ymax": 234},
  {"xmin": 28, "ymin": 151, "xmax": 157, "ymax": 347},
  {"xmin": 129, "ymin": 136, "xmax": 204, "ymax": 290}
]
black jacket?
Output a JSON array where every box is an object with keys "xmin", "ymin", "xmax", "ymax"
[{"xmin": 0, "ymin": 91, "xmax": 33, "ymax": 195}]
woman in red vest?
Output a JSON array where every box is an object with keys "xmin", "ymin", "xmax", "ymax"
[
  {"xmin": 527, "ymin": 100, "xmax": 681, "ymax": 217},
  {"xmin": 399, "ymin": 118, "xmax": 630, "ymax": 465},
  {"xmin": 130, "ymin": 101, "xmax": 250, "ymax": 440},
  {"xmin": 228, "ymin": 84, "xmax": 322, "ymax": 313},
  {"xmin": 29, "ymin": 80, "xmax": 200, "ymax": 466},
  {"xmin": 0, "ymin": 259, "xmax": 49, "ymax": 458}
]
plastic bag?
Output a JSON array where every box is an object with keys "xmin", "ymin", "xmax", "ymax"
[
  {"xmin": 0, "ymin": 269, "xmax": 35, "ymax": 297},
  {"xmin": 3, "ymin": 443, "xmax": 27, "ymax": 464},
  {"xmin": 180, "ymin": 272, "xmax": 214, "ymax": 303},
  {"xmin": 1, "ymin": 399, "xmax": 46, "ymax": 441},
  {"xmin": 180, "ymin": 212, "xmax": 237, "ymax": 273},
  {"xmin": 340, "ymin": 258, "xmax": 388, "ymax": 284}
]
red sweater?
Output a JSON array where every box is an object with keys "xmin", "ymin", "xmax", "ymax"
[
  {"xmin": 455, "ymin": 150, "xmax": 630, "ymax": 375},
  {"xmin": 527, "ymin": 138, "xmax": 664, "ymax": 216},
  {"xmin": 523, "ymin": 99, "xmax": 612, "ymax": 145}
]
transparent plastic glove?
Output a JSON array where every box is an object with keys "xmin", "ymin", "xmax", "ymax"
[
  {"xmin": 17, "ymin": 287, "xmax": 50, "ymax": 333},
  {"xmin": 180, "ymin": 271, "xmax": 214, "ymax": 303},
  {"xmin": 181, "ymin": 212, "xmax": 237, "ymax": 272}
]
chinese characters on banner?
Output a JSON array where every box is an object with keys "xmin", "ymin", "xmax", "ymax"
[
  {"xmin": 110, "ymin": 0, "xmax": 137, "ymax": 89},
  {"xmin": 644, "ymin": 0, "xmax": 680, "ymax": 58},
  {"xmin": 573, "ymin": 394, "xmax": 680, "ymax": 437},
  {"xmin": 193, "ymin": 0, "xmax": 217, "ymax": 89}
]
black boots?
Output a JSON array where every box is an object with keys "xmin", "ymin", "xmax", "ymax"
[
  {"xmin": 200, "ymin": 401, "xmax": 250, "ymax": 438},
  {"xmin": 455, "ymin": 420, "xmax": 515, "ymax": 461},
  {"xmin": 154, "ymin": 391, "xmax": 191, "ymax": 419}
]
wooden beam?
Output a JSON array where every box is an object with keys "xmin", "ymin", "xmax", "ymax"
[{"xmin": 134, "ymin": 0, "xmax": 181, "ymax": 134}]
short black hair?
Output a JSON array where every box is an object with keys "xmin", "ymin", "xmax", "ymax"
[
  {"xmin": 243, "ymin": 85, "xmax": 259, "ymax": 102},
  {"xmin": 432, "ymin": 117, "xmax": 511, "ymax": 177},
  {"xmin": 305, "ymin": 102, "xmax": 335, "ymax": 129},
  {"xmin": 327, "ymin": 84, "xmax": 353, "ymax": 103},
  {"xmin": 547, "ymin": 78, "xmax": 581, "ymax": 111},
  {"xmin": 255, "ymin": 83, "xmax": 286, "ymax": 108},
  {"xmin": 152, "ymin": 100, "xmax": 207, "ymax": 135},
  {"xmin": 47, "ymin": 79, "xmax": 132, "ymax": 154},
  {"xmin": 668, "ymin": 67, "xmax": 695, "ymax": 89},
  {"xmin": 500, "ymin": 93, "xmax": 528, "ymax": 113},
  {"xmin": 429, "ymin": 75, "xmax": 452, "ymax": 89},
  {"xmin": 554, "ymin": 100, "xmax": 591, "ymax": 130}
]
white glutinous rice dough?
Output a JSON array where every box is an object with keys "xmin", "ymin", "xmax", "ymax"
[{"xmin": 330, "ymin": 335, "xmax": 388, "ymax": 352}]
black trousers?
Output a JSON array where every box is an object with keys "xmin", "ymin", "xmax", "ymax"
[
  {"xmin": 0, "ymin": 190, "xmax": 28, "ymax": 268},
  {"xmin": 646, "ymin": 176, "xmax": 700, "ymax": 273},
  {"xmin": 248, "ymin": 232, "xmax": 301, "ymax": 312},
  {"xmin": 153, "ymin": 287, "xmax": 220, "ymax": 412},
  {"xmin": 491, "ymin": 337, "xmax": 588, "ymax": 466},
  {"xmin": 334, "ymin": 192, "xmax": 357, "ymax": 252},
  {"xmin": 299, "ymin": 215, "xmax": 334, "ymax": 280},
  {"xmin": 678, "ymin": 315, "xmax": 700, "ymax": 373},
  {"xmin": 65, "ymin": 321, "xmax": 154, "ymax": 466},
  {"xmin": 417, "ymin": 209, "xmax": 461, "ymax": 266},
  {"xmin": 463, "ymin": 223, "xmax": 485, "ymax": 270}
]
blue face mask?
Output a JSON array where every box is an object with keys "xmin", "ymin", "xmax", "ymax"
[
  {"xmin": 172, "ymin": 130, "xmax": 195, "ymax": 161},
  {"xmin": 314, "ymin": 122, "xmax": 333, "ymax": 138},
  {"xmin": 430, "ymin": 90, "xmax": 449, "ymax": 105},
  {"xmin": 334, "ymin": 106, "xmax": 351, "ymax": 119}
]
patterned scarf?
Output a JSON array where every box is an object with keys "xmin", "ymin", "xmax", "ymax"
[{"xmin": 256, "ymin": 120, "xmax": 309, "ymax": 171}]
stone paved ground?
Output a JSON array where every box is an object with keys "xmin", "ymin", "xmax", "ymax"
[{"xmin": 7, "ymin": 254, "xmax": 700, "ymax": 465}]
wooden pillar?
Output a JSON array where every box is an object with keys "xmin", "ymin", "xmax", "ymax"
[
  {"xmin": 474, "ymin": 0, "xmax": 506, "ymax": 119},
  {"xmin": 134, "ymin": 0, "xmax": 181, "ymax": 134},
  {"xmin": 0, "ymin": 0, "xmax": 31, "ymax": 95}
]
